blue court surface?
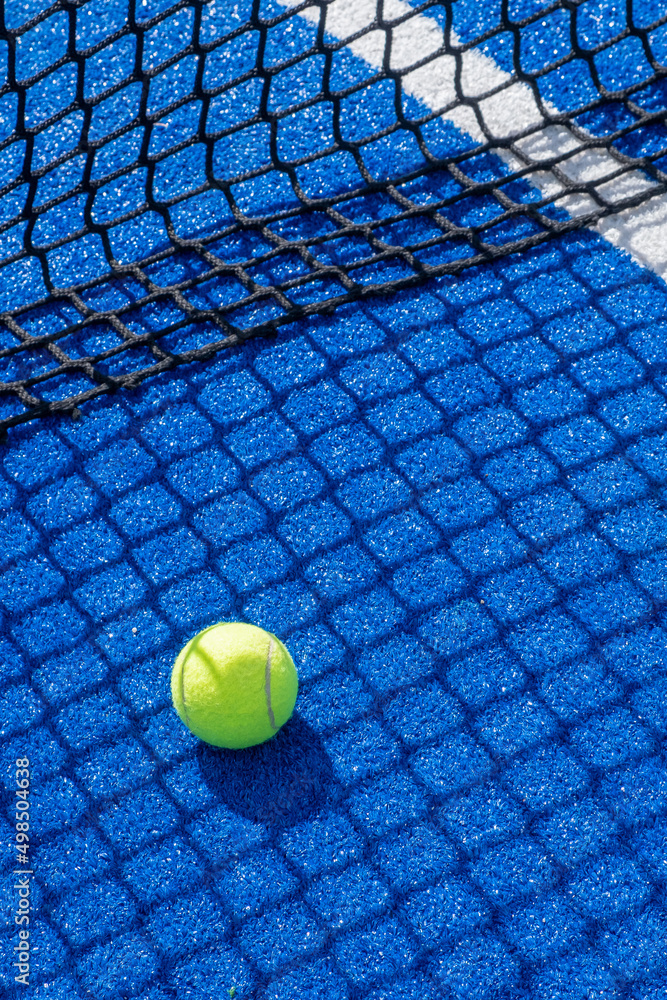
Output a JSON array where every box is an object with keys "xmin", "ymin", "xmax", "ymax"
[{"xmin": 3, "ymin": 2, "xmax": 667, "ymax": 998}]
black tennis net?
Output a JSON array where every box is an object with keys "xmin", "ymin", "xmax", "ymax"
[{"xmin": 1, "ymin": 0, "xmax": 666, "ymax": 435}]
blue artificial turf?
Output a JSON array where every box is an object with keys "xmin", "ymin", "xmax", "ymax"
[
  {"xmin": 2, "ymin": 220, "xmax": 667, "ymax": 997},
  {"xmin": 2, "ymin": 1, "xmax": 667, "ymax": 998}
]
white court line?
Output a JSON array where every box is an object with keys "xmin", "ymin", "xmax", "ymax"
[{"xmin": 278, "ymin": 0, "xmax": 667, "ymax": 281}]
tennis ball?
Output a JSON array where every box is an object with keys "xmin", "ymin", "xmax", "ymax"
[{"xmin": 171, "ymin": 622, "xmax": 298, "ymax": 749}]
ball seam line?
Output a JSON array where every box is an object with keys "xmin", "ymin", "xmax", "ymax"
[
  {"xmin": 265, "ymin": 637, "xmax": 278, "ymax": 731},
  {"xmin": 179, "ymin": 655, "xmax": 192, "ymax": 731}
]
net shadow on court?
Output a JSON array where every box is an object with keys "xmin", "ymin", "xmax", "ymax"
[{"xmin": 2, "ymin": 225, "xmax": 667, "ymax": 996}]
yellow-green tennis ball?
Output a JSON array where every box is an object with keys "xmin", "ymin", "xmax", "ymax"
[{"xmin": 171, "ymin": 622, "xmax": 298, "ymax": 749}]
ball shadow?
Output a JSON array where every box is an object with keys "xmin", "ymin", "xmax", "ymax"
[{"xmin": 196, "ymin": 713, "xmax": 335, "ymax": 829}]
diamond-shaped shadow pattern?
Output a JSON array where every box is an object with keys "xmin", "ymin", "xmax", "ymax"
[
  {"xmin": 2, "ymin": 228, "xmax": 667, "ymax": 997},
  {"xmin": 1, "ymin": 0, "xmax": 667, "ymax": 433}
]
